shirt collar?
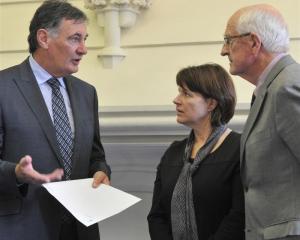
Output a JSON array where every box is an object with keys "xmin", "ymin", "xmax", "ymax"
[
  {"xmin": 254, "ymin": 53, "xmax": 287, "ymax": 96},
  {"xmin": 29, "ymin": 55, "xmax": 66, "ymax": 89}
]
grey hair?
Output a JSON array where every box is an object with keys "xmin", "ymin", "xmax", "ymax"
[
  {"xmin": 28, "ymin": 0, "xmax": 87, "ymax": 53},
  {"xmin": 236, "ymin": 7, "xmax": 289, "ymax": 53}
]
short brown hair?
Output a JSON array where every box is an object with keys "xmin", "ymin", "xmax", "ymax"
[{"xmin": 176, "ymin": 63, "xmax": 236, "ymax": 127}]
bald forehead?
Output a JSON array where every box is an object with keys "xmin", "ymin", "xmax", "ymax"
[
  {"xmin": 234, "ymin": 4, "xmax": 278, "ymax": 16},
  {"xmin": 225, "ymin": 6, "xmax": 249, "ymax": 33},
  {"xmin": 224, "ymin": 13, "xmax": 239, "ymax": 35},
  {"xmin": 224, "ymin": 4, "xmax": 284, "ymax": 35},
  {"xmin": 231, "ymin": 4, "xmax": 284, "ymax": 24}
]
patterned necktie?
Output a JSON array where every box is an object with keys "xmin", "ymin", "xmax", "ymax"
[{"xmin": 47, "ymin": 78, "xmax": 73, "ymax": 180}]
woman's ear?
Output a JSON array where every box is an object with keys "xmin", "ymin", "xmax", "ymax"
[
  {"xmin": 36, "ymin": 29, "xmax": 50, "ymax": 49},
  {"xmin": 207, "ymin": 98, "xmax": 218, "ymax": 112}
]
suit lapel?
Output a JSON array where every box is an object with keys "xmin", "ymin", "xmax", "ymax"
[
  {"xmin": 240, "ymin": 55, "xmax": 296, "ymax": 170},
  {"xmin": 13, "ymin": 59, "xmax": 63, "ymax": 166}
]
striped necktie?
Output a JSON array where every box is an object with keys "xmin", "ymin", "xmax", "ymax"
[{"xmin": 47, "ymin": 78, "xmax": 73, "ymax": 180}]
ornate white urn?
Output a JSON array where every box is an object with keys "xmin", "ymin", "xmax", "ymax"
[{"xmin": 84, "ymin": 0, "xmax": 152, "ymax": 68}]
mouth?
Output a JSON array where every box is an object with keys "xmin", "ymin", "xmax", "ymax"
[
  {"xmin": 176, "ymin": 108, "xmax": 184, "ymax": 114},
  {"xmin": 72, "ymin": 58, "xmax": 81, "ymax": 65}
]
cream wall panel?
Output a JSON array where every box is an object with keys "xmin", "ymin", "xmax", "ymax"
[
  {"xmin": 81, "ymin": 0, "xmax": 300, "ymax": 47},
  {"xmin": 0, "ymin": 3, "xmax": 37, "ymax": 52},
  {"xmin": 76, "ymin": 43, "xmax": 256, "ymax": 106},
  {"xmin": 0, "ymin": 0, "xmax": 299, "ymax": 107},
  {"xmin": 290, "ymin": 39, "xmax": 300, "ymax": 59},
  {"xmin": 1, "ymin": 0, "xmax": 298, "ymax": 49},
  {"xmin": 119, "ymin": 0, "xmax": 299, "ymax": 46},
  {"xmin": 0, "ymin": 0, "xmax": 104, "ymax": 51},
  {"xmin": 0, "ymin": 52, "xmax": 28, "ymax": 68}
]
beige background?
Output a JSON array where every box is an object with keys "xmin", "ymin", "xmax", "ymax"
[{"xmin": 0, "ymin": 0, "xmax": 299, "ymax": 107}]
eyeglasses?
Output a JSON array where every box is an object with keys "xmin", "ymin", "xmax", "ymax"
[{"xmin": 223, "ymin": 32, "xmax": 251, "ymax": 45}]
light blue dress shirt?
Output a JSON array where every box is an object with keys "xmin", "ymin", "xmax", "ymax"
[{"xmin": 28, "ymin": 55, "xmax": 75, "ymax": 137}]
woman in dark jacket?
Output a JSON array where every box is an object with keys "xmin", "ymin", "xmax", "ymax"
[{"xmin": 147, "ymin": 63, "xmax": 245, "ymax": 240}]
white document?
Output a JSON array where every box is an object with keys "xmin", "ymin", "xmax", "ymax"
[{"xmin": 43, "ymin": 178, "xmax": 141, "ymax": 227}]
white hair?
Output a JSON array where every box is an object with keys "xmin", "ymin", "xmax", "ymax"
[{"xmin": 236, "ymin": 7, "xmax": 289, "ymax": 53}]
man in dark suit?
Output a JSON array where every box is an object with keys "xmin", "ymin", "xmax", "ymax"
[
  {"xmin": 221, "ymin": 4, "xmax": 300, "ymax": 240},
  {"xmin": 0, "ymin": 1, "xmax": 111, "ymax": 240}
]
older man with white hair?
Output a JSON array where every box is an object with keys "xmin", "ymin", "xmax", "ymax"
[{"xmin": 221, "ymin": 4, "xmax": 300, "ymax": 240}]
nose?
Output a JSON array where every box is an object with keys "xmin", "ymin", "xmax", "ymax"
[
  {"xmin": 78, "ymin": 41, "xmax": 87, "ymax": 55},
  {"xmin": 173, "ymin": 94, "xmax": 180, "ymax": 105},
  {"xmin": 220, "ymin": 43, "xmax": 228, "ymax": 56}
]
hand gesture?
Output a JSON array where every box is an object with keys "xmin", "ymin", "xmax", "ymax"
[{"xmin": 15, "ymin": 155, "xmax": 64, "ymax": 185}]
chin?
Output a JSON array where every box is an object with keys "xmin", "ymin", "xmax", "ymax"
[
  {"xmin": 176, "ymin": 118, "xmax": 185, "ymax": 125},
  {"xmin": 229, "ymin": 65, "xmax": 237, "ymax": 75},
  {"xmin": 230, "ymin": 68, "xmax": 240, "ymax": 76},
  {"xmin": 229, "ymin": 64, "xmax": 245, "ymax": 76},
  {"xmin": 66, "ymin": 67, "xmax": 78, "ymax": 75}
]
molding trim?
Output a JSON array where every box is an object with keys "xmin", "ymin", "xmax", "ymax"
[
  {"xmin": 1, "ymin": 38, "xmax": 299, "ymax": 54},
  {"xmin": 99, "ymin": 103, "xmax": 249, "ymax": 142}
]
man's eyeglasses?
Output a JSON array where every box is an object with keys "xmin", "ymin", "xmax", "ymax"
[{"xmin": 223, "ymin": 32, "xmax": 251, "ymax": 45}]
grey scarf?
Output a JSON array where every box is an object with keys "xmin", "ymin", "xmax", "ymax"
[{"xmin": 171, "ymin": 125, "xmax": 227, "ymax": 240}]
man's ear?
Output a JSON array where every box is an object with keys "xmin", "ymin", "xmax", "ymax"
[
  {"xmin": 207, "ymin": 98, "xmax": 218, "ymax": 112},
  {"xmin": 250, "ymin": 33, "xmax": 262, "ymax": 56},
  {"xmin": 36, "ymin": 29, "xmax": 50, "ymax": 49}
]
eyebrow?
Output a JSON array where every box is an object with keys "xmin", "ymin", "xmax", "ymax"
[{"xmin": 70, "ymin": 33, "xmax": 89, "ymax": 41}]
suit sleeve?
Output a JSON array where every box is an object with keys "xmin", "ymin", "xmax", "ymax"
[
  {"xmin": 88, "ymin": 88, "xmax": 111, "ymax": 178},
  {"xmin": 147, "ymin": 162, "xmax": 173, "ymax": 240},
  {"xmin": 0, "ymin": 103, "xmax": 27, "ymax": 197},
  {"xmin": 276, "ymin": 71, "xmax": 300, "ymax": 162}
]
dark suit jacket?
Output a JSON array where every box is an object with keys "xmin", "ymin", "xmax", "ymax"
[
  {"xmin": 0, "ymin": 58, "xmax": 111, "ymax": 240},
  {"xmin": 241, "ymin": 55, "xmax": 300, "ymax": 240},
  {"xmin": 148, "ymin": 131, "xmax": 245, "ymax": 240}
]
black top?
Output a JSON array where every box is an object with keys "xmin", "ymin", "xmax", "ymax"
[{"xmin": 147, "ymin": 131, "xmax": 245, "ymax": 240}]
